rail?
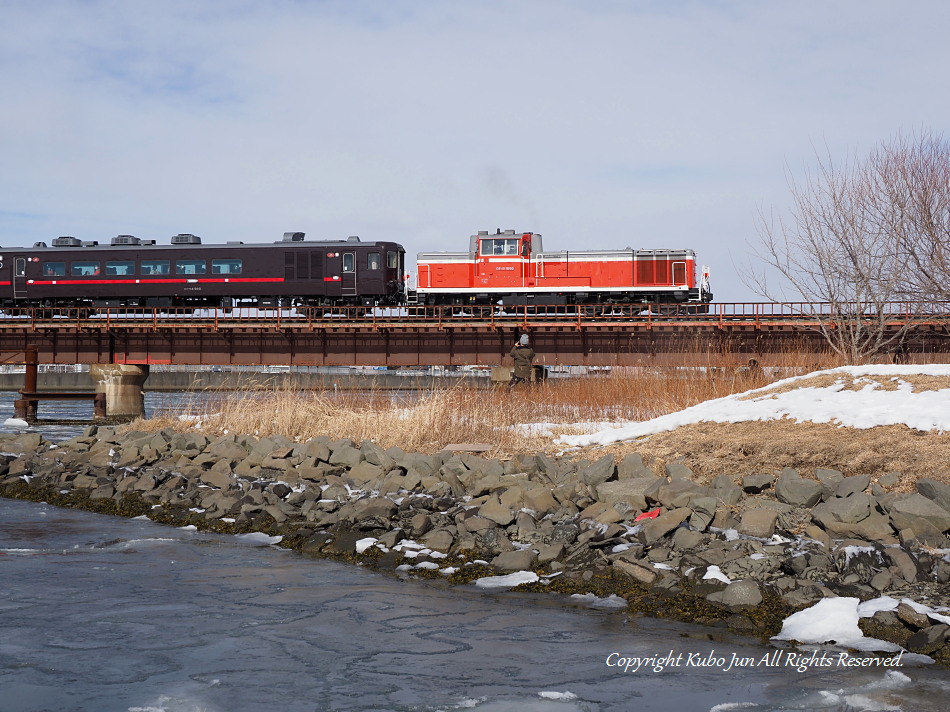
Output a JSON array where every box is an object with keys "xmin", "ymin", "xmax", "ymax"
[{"xmin": 0, "ymin": 302, "xmax": 948, "ymax": 331}]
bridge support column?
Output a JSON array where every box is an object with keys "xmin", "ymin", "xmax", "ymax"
[{"xmin": 90, "ymin": 364, "xmax": 149, "ymax": 420}]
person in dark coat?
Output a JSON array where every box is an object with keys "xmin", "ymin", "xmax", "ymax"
[{"xmin": 508, "ymin": 334, "xmax": 536, "ymax": 388}]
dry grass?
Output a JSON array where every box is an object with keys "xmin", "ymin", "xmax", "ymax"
[
  {"xmin": 744, "ymin": 372, "xmax": 950, "ymax": 398},
  {"xmin": 135, "ymin": 361, "xmax": 817, "ymax": 458},
  {"xmin": 131, "ymin": 353, "xmax": 950, "ymax": 489},
  {"xmin": 572, "ymin": 420, "xmax": 950, "ymax": 490}
]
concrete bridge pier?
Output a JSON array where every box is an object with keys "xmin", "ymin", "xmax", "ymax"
[{"xmin": 90, "ymin": 364, "xmax": 150, "ymax": 420}]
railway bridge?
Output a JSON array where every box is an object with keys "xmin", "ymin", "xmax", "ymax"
[{"xmin": 1, "ymin": 302, "xmax": 947, "ymax": 418}]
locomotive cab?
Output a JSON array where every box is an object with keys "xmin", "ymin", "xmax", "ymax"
[{"xmin": 472, "ymin": 229, "xmax": 541, "ymax": 292}]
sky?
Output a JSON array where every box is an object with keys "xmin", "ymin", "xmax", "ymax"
[{"xmin": 3, "ymin": 1, "xmax": 950, "ymax": 301}]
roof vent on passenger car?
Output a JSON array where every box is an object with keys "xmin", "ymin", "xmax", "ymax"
[
  {"xmin": 347, "ymin": 235, "xmax": 360, "ymax": 242},
  {"xmin": 282, "ymin": 232, "xmax": 305, "ymax": 242},
  {"xmin": 33, "ymin": 242, "xmax": 48, "ymax": 248},
  {"xmin": 52, "ymin": 236, "xmax": 82, "ymax": 247},
  {"xmin": 227, "ymin": 241, "xmax": 245, "ymax": 245},
  {"xmin": 171, "ymin": 233, "xmax": 201, "ymax": 245},
  {"xmin": 82, "ymin": 241, "xmax": 99, "ymax": 247},
  {"xmin": 111, "ymin": 234, "xmax": 141, "ymax": 246}
]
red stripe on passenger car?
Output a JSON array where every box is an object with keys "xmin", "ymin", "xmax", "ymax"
[{"xmin": 29, "ymin": 277, "xmax": 285, "ymax": 286}]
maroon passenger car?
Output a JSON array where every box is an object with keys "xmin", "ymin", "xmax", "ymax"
[{"xmin": 0, "ymin": 232, "xmax": 406, "ymax": 312}]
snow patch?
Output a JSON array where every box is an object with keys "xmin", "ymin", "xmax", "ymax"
[{"xmin": 474, "ymin": 571, "xmax": 540, "ymax": 589}]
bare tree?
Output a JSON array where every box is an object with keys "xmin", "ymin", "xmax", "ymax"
[
  {"xmin": 867, "ymin": 130, "xmax": 950, "ymax": 302},
  {"xmin": 746, "ymin": 131, "xmax": 950, "ymax": 362}
]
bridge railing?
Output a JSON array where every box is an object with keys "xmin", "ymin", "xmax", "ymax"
[{"xmin": 0, "ymin": 302, "xmax": 948, "ymax": 329}]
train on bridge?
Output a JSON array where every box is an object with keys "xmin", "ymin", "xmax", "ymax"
[{"xmin": 0, "ymin": 229, "xmax": 712, "ymax": 314}]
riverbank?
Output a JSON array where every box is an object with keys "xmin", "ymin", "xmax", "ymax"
[
  {"xmin": 2, "ymin": 424, "xmax": 949, "ymax": 667},
  {"xmin": 0, "ymin": 369, "xmax": 488, "ymax": 392}
]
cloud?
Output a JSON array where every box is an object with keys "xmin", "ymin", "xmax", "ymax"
[{"xmin": 2, "ymin": 1, "xmax": 950, "ymax": 299}]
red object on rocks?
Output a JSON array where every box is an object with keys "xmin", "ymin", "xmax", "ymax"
[{"xmin": 634, "ymin": 509, "xmax": 661, "ymax": 522}]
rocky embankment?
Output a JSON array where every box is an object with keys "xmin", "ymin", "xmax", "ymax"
[{"xmin": 2, "ymin": 427, "xmax": 950, "ymax": 663}]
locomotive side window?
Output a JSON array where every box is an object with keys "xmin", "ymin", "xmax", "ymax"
[
  {"xmin": 142, "ymin": 260, "xmax": 170, "ymax": 276},
  {"xmin": 176, "ymin": 259, "xmax": 207, "ymax": 275},
  {"xmin": 43, "ymin": 262, "xmax": 66, "ymax": 277},
  {"xmin": 342, "ymin": 253, "xmax": 355, "ymax": 273},
  {"xmin": 71, "ymin": 261, "xmax": 101, "ymax": 276},
  {"xmin": 106, "ymin": 261, "xmax": 135, "ymax": 276},
  {"xmin": 480, "ymin": 239, "xmax": 520, "ymax": 256},
  {"xmin": 212, "ymin": 259, "xmax": 242, "ymax": 275},
  {"xmin": 367, "ymin": 252, "xmax": 380, "ymax": 270}
]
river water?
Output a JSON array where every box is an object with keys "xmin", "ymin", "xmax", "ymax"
[{"xmin": 1, "ymin": 397, "xmax": 948, "ymax": 711}]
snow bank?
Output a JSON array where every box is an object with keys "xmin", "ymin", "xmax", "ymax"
[{"xmin": 557, "ymin": 365, "xmax": 950, "ymax": 448}]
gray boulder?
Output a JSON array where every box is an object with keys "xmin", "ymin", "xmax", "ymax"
[
  {"xmin": 711, "ymin": 475, "xmax": 743, "ymax": 505},
  {"xmin": 811, "ymin": 494, "xmax": 872, "ymax": 526},
  {"xmin": 649, "ymin": 479, "xmax": 709, "ymax": 508},
  {"xmin": 637, "ymin": 508, "xmax": 691, "ymax": 545},
  {"xmin": 815, "ymin": 468, "xmax": 844, "ymax": 490},
  {"xmin": 579, "ymin": 455, "xmax": 616, "ymax": 487},
  {"xmin": 742, "ymin": 473, "xmax": 774, "ymax": 494},
  {"xmin": 613, "ymin": 557, "xmax": 658, "ymax": 585},
  {"xmin": 422, "ymin": 528, "xmax": 455, "ymax": 552},
  {"xmin": 617, "ymin": 453, "xmax": 654, "ymax": 480},
  {"xmin": 906, "ymin": 624, "xmax": 950, "ymax": 655},
  {"xmin": 884, "ymin": 547, "xmax": 920, "ymax": 583},
  {"xmin": 596, "ymin": 477, "xmax": 660, "ymax": 511},
  {"xmin": 737, "ymin": 508, "xmax": 778, "ymax": 538},
  {"xmin": 665, "ymin": 462, "xmax": 694, "ymax": 480},
  {"xmin": 346, "ymin": 461, "xmax": 386, "ymax": 486},
  {"xmin": 198, "ymin": 469, "xmax": 235, "ymax": 490},
  {"xmin": 775, "ymin": 469, "xmax": 823, "ymax": 507},
  {"xmin": 836, "ymin": 475, "xmax": 870, "ymax": 499},
  {"xmin": 688, "ymin": 496, "xmax": 719, "ymax": 531},
  {"xmin": 671, "ymin": 527, "xmax": 705, "ymax": 551},
  {"xmin": 349, "ymin": 497, "xmax": 397, "ymax": 522},
  {"xmin": 877, "ymin": 471, "xmax": 901, "ymax": 488},
  {"xmin": 492, "ymin": 549, "xmax": 538, "ymax": 571},
  {"xmin": 329, "ymin": 445, "xmax": 364, "ymax": 469},
  {"xmin": 917, "ymin": 478, "xmax": 950, "ymax": 513},
  {"xmin": 479, "ymin": 494, "xmax": 515, "ymax": 526},
  {"xmin": 889, "ymin": 494, "xmax": 950, "ymax": 533},
  {"xmin": 706, "ymin": 580, "xmax": 762, "ymax": 609}
]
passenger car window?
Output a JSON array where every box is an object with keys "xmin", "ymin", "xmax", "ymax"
[
  {"xmin": 42, "ymin": 262, "xmax": 66, "ymax": 277},
  {"xmin": 176, "ymin": 259, "xmax": 207, "ymax": 275},
  {"xmin": 342, "ymin": 253, "xmax": 355, "ymax": 273},
  {"xmin": 367, "ymin": 253, "xmax": 380, "ymax": 270},
  {"xmin": 106, "ymin": 261, "xmax": 135, "ymax": 276},
  {"xmin": 141, "ymin": 260, "xmax": 170, "ymax": 276},
  {"xmin": 212, "ymin": 259, "xmax": 242, "ymax": 274},
  {"xmin": 71, "ymin": 261, "xmax": 101, "ymax": 276}
]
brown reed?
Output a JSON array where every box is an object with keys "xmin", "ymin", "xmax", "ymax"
[{"xmin": 138, "ymin": 353, "xmax": 841, "ymax": 457}]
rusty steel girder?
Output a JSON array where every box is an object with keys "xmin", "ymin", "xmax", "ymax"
[{"xmin": 0, "ymin": 315, "xmax": 947, "ymax": 366}]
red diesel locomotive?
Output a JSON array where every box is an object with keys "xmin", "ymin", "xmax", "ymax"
[{"xmin": 416, "ymin": 229, "xmax": 712, "ymax": 308}]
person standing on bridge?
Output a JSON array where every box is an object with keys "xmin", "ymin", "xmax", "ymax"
[{"xmin": 508, "ymin": 334, "xmax": 536, "ymax": 388}]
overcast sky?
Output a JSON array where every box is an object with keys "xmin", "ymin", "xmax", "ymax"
[{"xmin": 2, "ymin": 1, "xmax": 948, "ymax": 301}]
